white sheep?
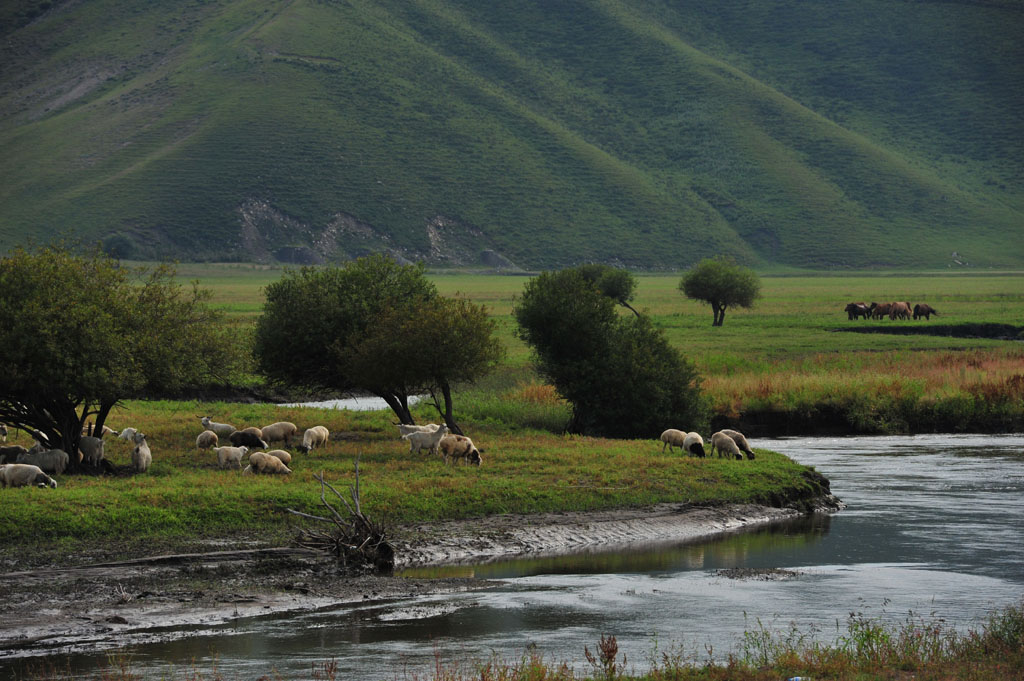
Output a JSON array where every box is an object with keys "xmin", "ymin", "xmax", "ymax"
[
  {"xmin": 0, "ymin": 463, "xmax": 57, "ymax": 488},
  {"xmin": 395, "ymin": 423, "xmax": 440, "ymax": 438},
  {"xmin": 402, "ymin": 424, "xmax": 449, "ymax": 457},
  {"xmin": 82, "ymin": 423, "xmax": 115, "ymax": 437},
  {"xmin": 719, "ymin": 429, "xmax": 755, "ymax": 460},
  {"xmin": 215, "ymin": 445, "xmax": 247, "ymax": 469},
  {"xmin": 260, "ymin": 422, "xmax": 298, "ymax": 445},
  {"xmin": 659, "ymin": 429, "xmax": 687, "ymax": 453},
  {"xmin": 297, "ymin": 426, "xmax": 329, "ymax": 453},
  {"xmin": 196, "ymin": 430, "xmax": 218, "ymax": 450},
  {"xmin": 118, "ymin": 427, "xmax": 138, "ymax": 441},
  {"xmin": 710, "ymin": 431, "xmax": 743, "ymax": 460},
  {"xmin": 229, "ymin": 427, "xmax": 269, "ymax": 449},
  {"xmin": 16, "ymin": 448, "xmax": 70, "ymax": 475},
  {"xmin": 439, "ymin": 434, "xmax": 482, "ymax": 466},
  {"xmin": 243, "ymin": 451, "xmax": 292, "ymax": 475},
  {"xmin": 131, "ymin": 432, "xmax": 152, "ymax": 473},
  {"xmin": 200, "ymin": 416, "xmax": 237, "ymax": 438},
  {"xmin": 0, "ymin": 444, "xmax": 28, "ymax": 464},
  {"xmin": 683, "ymin": 432, "xmax": 705, "ymax": 457},
  {"xmin": 79, "ymin": 436, "xmax": 105, "ymax": 467},
  {"xmin": 265, "ymin": 449, "xmax": 292, "ymax": 465}
]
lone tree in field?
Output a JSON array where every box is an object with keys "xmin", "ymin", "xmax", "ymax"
[
  {"xmin": 253, "ymin": 255, "xmax": 502, "ymax": 432},
  {"xmin": 0, "ymin": 244, "xmax": 239, "ymax": 469},
  {"xmin": 679, "ymin": 256, "xmax": 761, "ymax": 326},
  {"xmin": 514, "ymin": 267, "xmax": 704, "ymax": 438}
]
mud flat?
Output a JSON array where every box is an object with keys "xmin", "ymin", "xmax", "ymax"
[{"xmin": 0, "ymin": 496, "xmax": 841, "ymax": 659}]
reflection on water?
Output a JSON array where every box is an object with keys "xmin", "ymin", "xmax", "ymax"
[{"xmin": 3, "ymin": 434, "xmax": 1023, "ymax": 680}]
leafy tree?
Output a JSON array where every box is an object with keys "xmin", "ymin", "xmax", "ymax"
[
  {"xmin": 514, "ymin": 268, "xmax": 704, "ymax": 438},
  {"xmin": 575, "ymin": 263, "xmax": 640, "ymax": 316},
  {"xmin": 0, "ymin": 244, "xmax": 238, "ymax": 468},
  {"xmin": 253, "ymin": 255, "xmax": 502, "ymax": 431},
  {"xmin": 679, "ymin": 256, "xmax": 761, "ymax": 326}
]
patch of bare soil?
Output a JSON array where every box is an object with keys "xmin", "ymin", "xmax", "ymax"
[{"xmin": 0, "ymin": 499, "xmax": 841, "ymax": 659}]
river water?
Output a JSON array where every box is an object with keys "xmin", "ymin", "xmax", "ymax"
[{"xmin": 6, "ymin": 434, "xmax": 1024, "ymax": 679}]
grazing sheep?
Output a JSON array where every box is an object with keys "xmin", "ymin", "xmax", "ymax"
[
  {"xmin": 243, "ymin": 451, "xmax": 292, "ymax": 475},
  {"xmin": 719, "ymin": 429, "xmax": 755, "ymax": 460},
  {"xmin": 439, "ymin": 434, "xmax": 482, "ymax": 466},
  {"xmin": 260, "ymin": 421, "xmax": 298, "ymax": 445},
  {"xmin": 131, "ymin": 432, "xmax": 152, "ymax": 473},
  {"xmin": 79, "ymin": 436, "xmax": 105, "ymax": 467},
  {"xmin": 710, "ymin": 431, "xmax": 743, "ymax": 460},
  {"xmin": 0, "ymin": 444, "xmax": 28, "ymax": 464},
  {"xmin": 265, "ymin": 449, "xmax": 292, "ymax": 465},
  {"xmin": 215, "ymin": 445, "xmax": 248, "ymax": 469},
  {"xmin": 395, "ymin": 423, "xmax": 441, "ymax": 438},
  {"xmin": 659, "ymin": 429, "xmax": 687, "ymax": 453},
  {"xmin": 16, "ymin": 448, "xmax": 70, "ymax": 475},
  {"xmin": 118, "ymin": 427, "xmax": 138, "ymax": 441},
  {"xmin": 297, "ymin": 426, "xmax": 330, "ymax": 453},
  {"xmin": 229, "ymin": 427, "xmax": 268, "ymax": 450},
  {"xmin": 196, "ymin": 430, "xmax": 218, "ymax": 450},
  {"xmin": 913, "ymin": 303, "xmax": 938, "ymax": 320},
  {"xmin": 403, "ymin": 424, "xmax": 449, "ymax": 457},
  {"xmin": 0, "ymin": 463, "xmax": 57, "ymax": 488},
  {"xmin": 683, "ymin": 432, "xmax": 705, "ymax": 457},
  {"xmin": 200, "ymin": 416, "xmax": 237, "ymax": 438}
]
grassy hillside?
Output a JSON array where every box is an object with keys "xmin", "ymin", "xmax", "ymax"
[{"xmin": 1, "ymin": 0, "xmax": 1021, "ymax": 268}]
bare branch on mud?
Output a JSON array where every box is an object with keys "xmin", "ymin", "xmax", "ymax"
[{"xmin": 287, "ymin": 458, "xmax": 394, "ymax": 573}]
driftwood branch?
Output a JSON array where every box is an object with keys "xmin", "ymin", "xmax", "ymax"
[{"xmin": 286, "ymin": 457, "xmax": 394, "ymax": 573}]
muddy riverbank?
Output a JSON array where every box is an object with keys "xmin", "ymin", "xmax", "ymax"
[{"xmin": 0, "ymin": 497, "xmax": 841, "ymax": 659}]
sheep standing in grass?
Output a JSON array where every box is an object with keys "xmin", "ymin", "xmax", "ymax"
[
  {"xmin": 229, "ymin": 427, "xmax": 268, "ymax": 450},
  {"xmin": 118, "ymin": 427, "xmax": 138, "ymax": 441},
  {"xmin": 719, "ymin": 429, "xmax": 755, "ymax": 460},
  {"xmin": 79, "ymin": 436, "xmax": 105, "ymax": 467},
  {"xmin": 265, "ymin": 450, "xmax": 292, "ymax": 465},
  {"xmin": 16, "ymin": 448, "xmax": 69, "ymax": 475},
  {"xmin": 0, "ymin": 463, "xmax": 57, "ymax": 488},
  {"xmin": 196, "ymin": 430, "xmax": 218, "ymax": 450},
  {"xmin": 215, "ymin": 445, "xmax": 247, "ymax": 469},
  {"xmin": 710, "ymin": 431, "xmax": 743, "ymax": 460},
  {"xmin": 683, "ymin": 432, "xmax": 705, "ymax": 457},
  {"xmin": 243, "ymin": 451, "xmax": 292, "ymax": 475},
  {"xmin": 261, "ymin": 422, "xmax": 298, "ymax": 445},
  {"xmin": 395, "ymin": 423, "xmax": 440, "ymax": 438},
  {"xmin": 131, "ymin": 432, "xmax": 152, "ymax": 473},
  {"xmin": 297, "ymin": 426, "xmax": 329, "ymax": 453},
  {"xmin": 403, "ymin": 424, "xmax": 449, "ymax": 457},
  {"xmin": 659, "ymin": 429, "xmax": 687, "ymax": 453},
  {"xmin": 439, "ymin": 434, "xmax": 482, "ymax": 466},
  {"xmin": 200, "ymin": 416, "xmax": 237, "ymax": 438}
]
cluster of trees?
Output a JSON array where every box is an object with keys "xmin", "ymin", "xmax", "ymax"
[{"xmin": 0, "ymin": 244, "xmax": 759, "ymax": 463}]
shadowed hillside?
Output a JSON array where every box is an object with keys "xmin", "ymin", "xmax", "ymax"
[{"xmin": 1, "ymin": 0, "xmax": 1021, "ymax": 269}]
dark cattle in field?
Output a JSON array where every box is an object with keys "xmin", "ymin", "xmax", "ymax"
[{"xmin": 913, "ymin": 303, "xmax": 938, "ymax": 320}]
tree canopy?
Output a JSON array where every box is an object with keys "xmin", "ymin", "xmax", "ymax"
[
  {"xmin": 253, "ymin": 255, "xmax": 502, "ymax": 430},
  {"xmin": 514, "ymin": 267, "xmax": 704, "ymax": 438},
  {"xmin": 679, "ymin": 256, "xmax": 761, "ymax": 326},
  {"xmin": 0, "ymin": 244, "xmax": 238, "ymax": 466}
]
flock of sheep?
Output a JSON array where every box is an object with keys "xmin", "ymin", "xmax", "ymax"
[
  {"xmin": 844, "ymin": 301, "xmax": 938, "ymax": 320},
  {"xmin": 0, "ymin": 414, "xmax": 485, "ymax": 490},
  {"xmin": 659, "ymin": 428, "xmax": 756, "ymax": 460}
]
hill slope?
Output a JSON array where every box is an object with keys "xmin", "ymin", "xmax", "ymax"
[{"xmin": 1, "ymin": 0, "xmax": 1021, "ymax": 269}]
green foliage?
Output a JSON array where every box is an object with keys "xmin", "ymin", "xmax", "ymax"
[
  {"xmin": 1, "ymin": 2, "xmax": 1022, "ymax": 269},
  {"xmin": 254, "ymin": 255, "xmax": 501, "ymax": 427},
  {"xmin": 514, "ymin": 267, "xmax": 704, "ymax": 438},
  {"xmin": 679, "ymin": 256, "xmax": 761, "ymax": 326},
  {"xmin": 0, "ymin": 243, "xmax": 238, "ymax": 455}
]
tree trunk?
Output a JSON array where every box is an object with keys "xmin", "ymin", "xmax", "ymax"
[
  {"xmin": 437, "ymin": 382, "xmax": 463, "ymax": 435},
  {"xmin": 379, "ymin": 392, "xmax": 414, "ymax": 425}
]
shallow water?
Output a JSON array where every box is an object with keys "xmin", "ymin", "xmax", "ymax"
[{"xmin": 5, "ymin": 434, "xmax": 1023, "ymax": 679}]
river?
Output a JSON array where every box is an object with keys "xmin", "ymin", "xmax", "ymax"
[{"xmin": 5, "ymin": 434, "xmax": 1024, "ymax": 679}]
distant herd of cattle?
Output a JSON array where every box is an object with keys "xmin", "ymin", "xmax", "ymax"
[{"xmin": 844, "ymin": 301, "xmax": 938, "ymax": 321}]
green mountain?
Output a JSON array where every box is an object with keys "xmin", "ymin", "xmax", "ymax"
[{"xmin": 1, "ymin": 0, "xmax": 1021, "ymax": 269}]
